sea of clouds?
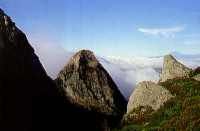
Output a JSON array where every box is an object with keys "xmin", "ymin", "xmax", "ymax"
[
  {"xmin": 98, "ymin": 57, "xmax": 161, "ymax": 99},
  {"xmin": 31, "ymin": 43, "xmax": 200, "ymax": 99}
]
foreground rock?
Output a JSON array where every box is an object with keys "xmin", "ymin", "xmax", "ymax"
[
  {"xmin": 56, "ymin": 50, "xmax": 127, "ymax": 129},
  {"xmin": 0, "ymin": 8, "xmax": 67, "ymax": 130},
  {"xmin": 127, "ymin": 81, "xmax": 173, "ymax": 113},
  {"xmin": 160, "ymin": 54, "xmax": 192, "ymax": 82}
]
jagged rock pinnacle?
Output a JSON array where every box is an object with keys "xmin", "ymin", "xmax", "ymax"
[
  {"xmin": 56, "ymin": 49, "xmax": 127, "ymax": 116},
  {"xmin": 159, "ymin": 54, "xmax": 192, "ymax": 82}
]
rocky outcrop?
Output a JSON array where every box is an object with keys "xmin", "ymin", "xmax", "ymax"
[
  {"xmin": 0, "ymin": 8, "xmax": 116, "ymax": 131},
  {"xmin": 127, "ymin": 81, "xmax": 173, "ymax": 113},
  {"xmin": 56, "ymin": 50, "xmax": 127, "ymax": 115},
  {"xmin": 160, "ymin": 54, "xmax": 192, "ymax": 82},
  {"xmin": 56, "ymin": 50, "xmax": 127, "ymax": 128}
]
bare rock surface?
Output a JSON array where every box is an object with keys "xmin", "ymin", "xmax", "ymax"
[
  {"xmin": 56, "ymin": 50, "xmax": 127, "ymax": 116},
  {"xmin": 127, "ymin": 81, "xmax": 173, "ymax": 113},
  {"xmin": 0, "ymin": 8, "xmax": 118, "ymax": 131},
  {"xmin": 160, "ymin": 54, "xmax": 192, "ymax": 82}
]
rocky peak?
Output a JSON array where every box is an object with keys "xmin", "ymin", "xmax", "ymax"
[
  {"xmin": 0, "ymin": 8, "xmax": 127, "ymax": 131},
  {"xmin": 127, "ymin": 81, "xmax": 173, "ymax": 113},
  {"xmin": 56, "ymin": 49, "xmax": 127, "ymax": 116},
  {"xmin": 165, "ymin": 54, "xmax": 175, "ymax": 60},
  {"xmin": 0, "ymin": 8, "xmax": 107, "ymax": 131},
  {"xmin": 68, "ymin": 49, "xmax": 98, "ymax": 68},
  {"xmin": 0, "ymin": 9, "xmax": 21, "ymax": 45},
  {"xmin": 159, "ymin": 54, "xmax": 192, "ymax": 82}
]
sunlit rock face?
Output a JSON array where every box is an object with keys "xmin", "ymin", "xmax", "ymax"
[
  {"xmin": 56, "ymin": 50, "xmax": 127, "ymax": 116},
  {"xmin": 160, "ymin": 54, "xmax": 192, "ymax": 82},
  {"xmin": 127, "ymin": 81, "xmax": 173, "ymax": 113}
]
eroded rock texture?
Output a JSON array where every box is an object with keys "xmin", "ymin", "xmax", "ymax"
[
  {"xmin": 56, "ymin": 50, "xmax": 127, "ymax": 129},
  {"xmin": 127, "ymin": 81, "xmax": 173, "ymax": 113},
  {"xmin": 160, "ymin": 55, "xmax": 192, "ymax": 82},
  {"xmin": 0, "ymin": 8, "xmax": 120, "ymax": 131}
]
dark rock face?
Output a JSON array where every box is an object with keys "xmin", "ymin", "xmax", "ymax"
[
  {"xmin": 0, "ymin": 8, "xmax": 66, "ymax": 131},
  {"xmin": 56, "ymin": 50, "xmax": 127, "ymax": 129},
  {"xmin": 0, "ymin": 8, "xmax": 118, "ymax": 131}
]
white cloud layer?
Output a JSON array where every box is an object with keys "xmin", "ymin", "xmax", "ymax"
[
  {"xmin": 138, "ymin": 26, "xmax": 185, "ymax": 38},
  {"xmin": 98, "ymin": 57, "xmax": 161, "ymax": 99},
  {"xmin": 32, "ymin": 42, "xmax": 74, "ymax": 78},
  {"xmin": 29, "ymin": 40, "xmax": 200, "ymax": 99}
]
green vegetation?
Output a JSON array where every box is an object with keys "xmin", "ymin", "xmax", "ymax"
[
  {"xmin": 123, "ymin": 106, "xmax": 154, "ymax": 125},
  {"xmin": 114, "ymin": 78, "xmax": 200, "ymax": 131}
]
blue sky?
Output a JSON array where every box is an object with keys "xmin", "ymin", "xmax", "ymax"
[{"xmin": 1, "ymin": 0, "xmax": 200, "ymax": 57}]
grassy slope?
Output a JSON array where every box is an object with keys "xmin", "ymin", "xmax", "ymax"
[{"xmin": 114, "ymin": 77, "xmax": 200, "ymax": 131}]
